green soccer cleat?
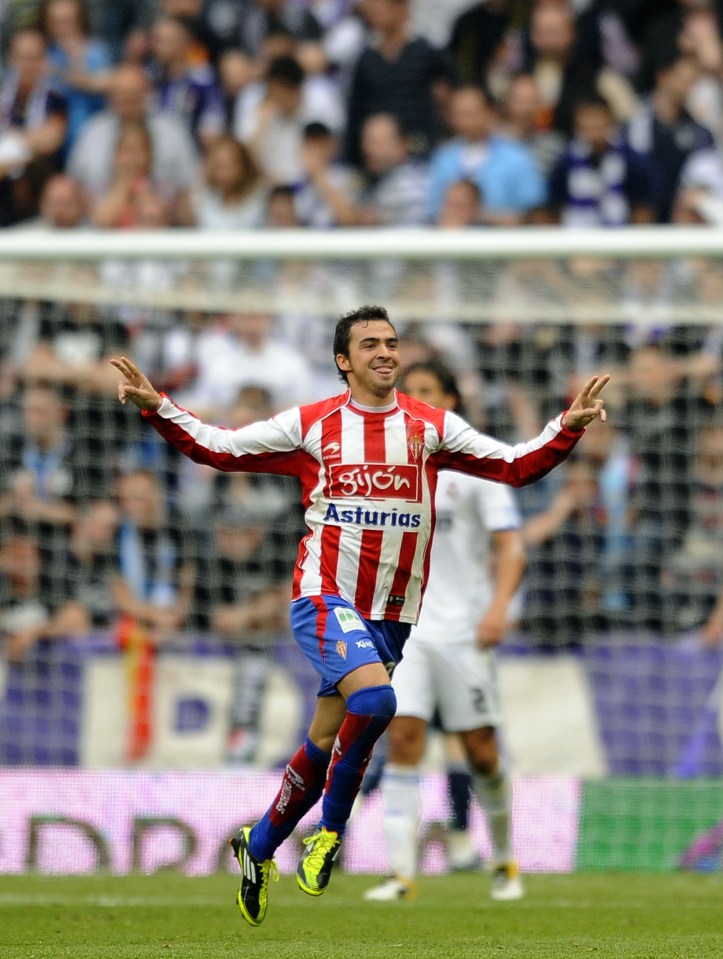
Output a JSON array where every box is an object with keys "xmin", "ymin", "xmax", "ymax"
[
  {"xmin": 229, "ymin": 826, "xmax": 278, "ymax": 926},
  {"xmin": 296, "ymin": 827, "xmax": 342, "ymax": 896}
]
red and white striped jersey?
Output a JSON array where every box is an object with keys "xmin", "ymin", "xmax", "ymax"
[{"xmin": 144, "ymin": 390, "xmax": 583, "ymax": 623}]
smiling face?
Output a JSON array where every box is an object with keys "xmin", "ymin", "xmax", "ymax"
[{"xmin": 336, "ymin": 319, "xmax": 401, "ymax": 406}]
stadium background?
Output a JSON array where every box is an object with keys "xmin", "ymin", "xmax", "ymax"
[{"xmin": 1, "ymin": 0, "xmax": 722, "ymax": 881}]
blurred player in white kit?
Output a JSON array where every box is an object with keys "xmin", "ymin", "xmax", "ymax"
[{"xmin": 365, "ymin": 361, "xmax": 526, "ymax": 902}]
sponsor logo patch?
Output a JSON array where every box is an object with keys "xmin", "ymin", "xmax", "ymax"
[
  {"xmin": 323, "ymin": 502, "xmax": 422, "ymax": 529},
  {"xmin": 333, "ymin": 607, "xmax": 366, "ymax": 634},
  {"xmin": 327, "ymin": 463, "xmax": 420, "ymax": 501},
  {"xmin": 355, "ymin": 639, "xmax": 374, "ymax": 649}
]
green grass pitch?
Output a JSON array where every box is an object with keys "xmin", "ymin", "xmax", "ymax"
[{"xmin": 1, "ymin": 872, "xmax": 721, "ymax": 959}]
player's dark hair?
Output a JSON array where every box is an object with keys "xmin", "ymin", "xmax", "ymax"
[
  {"xmin": 401, "ymin": 360, "xmax": 466, "ymax": 416},
  {"xmin": 333, "ymin": 305, "xmax": 395, "ymax": 384}
]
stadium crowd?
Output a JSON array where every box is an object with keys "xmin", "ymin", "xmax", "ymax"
[
  {"xmin": 1, "ymin": 0, "xmax": 723, "ymax": 229},
  {"xmin": 1, "ymin": 0, "xmax": 723, "ymax": 763}
]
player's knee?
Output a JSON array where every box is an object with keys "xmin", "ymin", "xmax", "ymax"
[{"xmin": 346, "ymin": 683, "xmax": 397, "ymax": 721}]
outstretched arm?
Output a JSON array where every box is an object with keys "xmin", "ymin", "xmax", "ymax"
[
  {"xmin": 110, "ymin": 356, "xmax": 304, "ymax": 476},
  {"xmin": 435, "ymin": 374, "xmax": 610, "ymax": 488}
]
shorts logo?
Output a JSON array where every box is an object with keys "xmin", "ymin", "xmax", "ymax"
[
  {"xmin": 355, "ymin": 639, "xmax": 374, "ymax": 649},
  {"xmin": 334, "ymin": 607, "xmax": 366, "ymax": 634},
  {"xmin": 406, "ymin": 419, "xmax": 426, "ymax": 462},
  {"xmin": 336, "ymin": 640, "xmax": 347, "ymax": 659},
  {"xmin": 327, "ymin": 463, "xmax": 420, "ymax": 501}
]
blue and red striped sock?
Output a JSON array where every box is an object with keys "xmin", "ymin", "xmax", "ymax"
[
  {"xmin": 319, "ymin": 684, "xmax": 397, "ymax": 837},
  {"xmin": 249, "ymin": 737, "xmax": 330, "ymax": 860}
]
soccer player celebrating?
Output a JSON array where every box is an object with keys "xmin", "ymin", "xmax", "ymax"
[
  {"xmin": 111, "ymin": 305, "xmax": 608, "ymax": 926},
  {"xmin": 364, "ymin": 361, "xmax": 526, "ymax": 904}
]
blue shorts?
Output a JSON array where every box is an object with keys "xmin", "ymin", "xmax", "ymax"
[{"xmin": 290, "ymin": 595, "xmax": 411, "ymax": 698}]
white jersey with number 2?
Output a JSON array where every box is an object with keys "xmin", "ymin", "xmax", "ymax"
[{"xmin": 412, "ymin": 472, "xmax": 521, "ymax": 646}]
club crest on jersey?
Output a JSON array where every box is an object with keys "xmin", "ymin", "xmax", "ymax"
[
  {"xmin": 406, "ymin": 419, "xmax": 426, "ymax": 462},
  {"xmin": 336, "ymin": 640, "xmax": 347, "ymax": 659}
]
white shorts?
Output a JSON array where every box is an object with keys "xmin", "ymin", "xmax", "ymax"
[{"xmin": 392, "ymin": 639, "xmax": 501, "ymax": 731}]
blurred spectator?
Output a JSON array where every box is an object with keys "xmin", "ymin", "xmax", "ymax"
[
  {"xmin": 357, "ymin": 112, "xmax": 429, "ymax": 226},
  {"xmin": 665, "ymin": 418, "xmax": 723, "ymax": 632},
  {"xmin": 436, "ymin": 178, "xmax": 482, "ymax": 227},
  {"xmin": 618, "ymin": 343, "xmax": 704, "ymax": 633},
  {"xmin": 160, "ymin": 0, "xmax": 223, "ymax": 66},
  {"xmin": 522, "ymin": 458, "xmax": 606, "ymax": 649},
  {"xmin": 181, "ymin": 134, "xmax": 266, "ymax": 229},
  {"xmin": 217, "ymin": 48, "xmax": 257, "ymax": 132},
  {"xmin": 0, "ymin": 27, "xmax": 67, "ymax": 225},
  {"xmin": 0, "ymin": 523, "xmax": 89, "ymax": 663},
  {"xmin": 112, "ymin": 468, "xmax": 194, "ymax": 645},
  {"xmin": 572, "ymin": 1, "xmax": 640, "ymax": 81},
  {"xmin": 620, "ymin": 260, "xmax": 678, "ymax": 350},
  {"xmin": 295, "ymin": 121, "xmax": 361, "ymax": 227},
  {"xmin": 631, "ymin": 0, "xmax": 692, "ymax": 92},
  {"xmin": 67, "ymin": 498, "xmax": 121, "ymax": 632},
  {"xmin": 427, "ymin": 85, "xmax": 545, "ymax": 224},
  {"xmin": 547, "ymin": 93, "xmax": 657, "ymax": 226},
  {"xmin": 67, "ymin": 62, "xmax": 198, "ymax": 195},
  {"xmin": 264, "ymin": 183, "xmax": 302, "ymax": 225},
  {"xmin": 15, "ymin": 170, "xmax": 87, "ymax": 228},
  {"xmin": 673, "ymin": 148, "xmax": 723, "ymax": 225},
  {"xmin": 191, "ymin": 502, "xmax": 290, "ymax": 763},
  {"xmin": 500, "ymin": 72, "xmax": 565, "ymax": 180},
  {"xmin": 576, "ymin": 415, "xmax": 635, "ymax": 618},
  {"xmin": 679, "ymin": 6, "xmax": 723, "ymax": 145},
  {"xmin": 38, "ymin": 0, "xmax": 112, "ymax": 151},
  {"xmin": 240, "ymin": 54, "xmax": 343, "ymax": 185},
  {"xmin": 626, "ymin": 51, "xmax": 715, "ymax": 222},
  {"xmin": 522, "ymin": 1, "xmax": 637, "ymax": 136},
  {"xmin": 0, "ymin": 383, "xmax": 98, "ymax": 554},
  {"xmin": 238, "ymin": 0, "xmax": 323, "ymax": 59},
  {"xmin": 97, "ymin": 0, "xmax": 156, "ymax": 64},
  {"xmin": 311, "ymin": 0, "xmax": 366, "ymax": 76},
  {"xmin": 89, "ymin": 119, "xmax": 185, "ymax": 228},
  {"xmin": 21, "ymin": 299, "xmax": 133, "ymax": 471},
  {"xmin": 447, "ymin": 0, "xmax": 512, "ymax": 86},
  {"xmin": 178, "ymin": 308, "xmax": 316, "ymax": 417},
  {"xmin": 345, "ymin": 0, "xmax": 456, "ymax": 165},
  {"xmin": 148, "ymin": 14, "xmax": 225, "ymax": 146}
]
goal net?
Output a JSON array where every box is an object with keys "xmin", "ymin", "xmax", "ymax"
[{"xmin": 0, "ymin": 227, "xmax": 721, "ymax": 875}]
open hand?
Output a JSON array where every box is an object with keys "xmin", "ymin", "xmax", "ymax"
[
  {"xmin": 110, "ymin": 356, "xmax": 162, "ymax": 411},
  {"xmin": 562, "ymin": 374, "xmax": 610, "ymax": 431}
]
